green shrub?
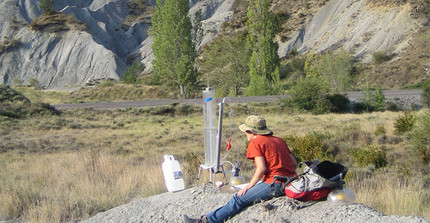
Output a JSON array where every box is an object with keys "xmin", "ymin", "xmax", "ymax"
[
  {"xmin": 356, "ymin": 86, "xmax": 387, "ymax": 112},
  {"xmin": 394, "ymin": 111, "xmax": 416, "ymax": 135},
  {"xmin": 373, "ymin": 87, "xmax": 386, "ymax": 111},
  {"xmin": 0, "ymin": 85, "xmax": 59, "ymax": 118},
  {"xmin": 175, "ymin": 104, "xmax": 200, "ymax": 116},
  {"xmin": 351, "ymin": 145, "xmax": 388, "ymax": 168},
  {"xmin": 121, "ymin": 61, "xmax": 145, "ymax": 84},
  {"xmin": 0, "ymin": 85, "xmax": 30, "ymax": 104},
  {"xmin": 183, "ymin": 151, "xmax": 200, "ymax": 186},
  {"xmin": 327, "ymin": 93, "xmax": 350, "ymax": 113},
  {"xmin": 412, "ymin": 111, "xmax": 430, "ymax": 164},
  {"xmin": 29, "ymin": 78, "xmax": 42, "ymax": 89},
  {"xmin": 372, "ymin": 51, "xmax": 391, "ymax": 64},
  {"xmin": 289, "ymin": 77, "xmax": 331, "ymax": 114},
  {"xmin": 284, "ymin": 133, "xmax": 331, "ymax": 163},
  {"xmin": 374, "ymin": 125, "xmax": 386, "ymax": 136},
  {"xmin": 13, "ymin": 79, "xmax": 24, "ymax": 86},
  {"xmin": 422, "ymin": 80, "xmax": 430, "ymax": 108},
  {"xmin": 0, "ymin": 38, "xmax": 21, "ymax": 54},
  {"xmin": 98, "ymin": 79, "xmax": 116, "ymax": 88},
  {"xmin": 39, "ymin": 0, "xmax": 54, "ymax": 15}
]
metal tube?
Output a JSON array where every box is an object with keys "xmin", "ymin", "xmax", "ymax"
[{"xmin": 215, "ymin": 98, "xmax": 226, "ymax": 172}]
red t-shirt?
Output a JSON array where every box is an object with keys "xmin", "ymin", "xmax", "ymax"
[{"xmin": 246, "ymin": 135, "xmax": 296, "ymax": 183}]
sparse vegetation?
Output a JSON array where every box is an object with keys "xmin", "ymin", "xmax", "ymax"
[
  {"xmin": 30, "ymin": 12, "xmax": 87, "ymax": 32},
  {"xmin": 121, "ymin": 61, "xmax": 145, "ymax": 84},
  {"xmin": 351, "ymin": 145, "xmax": 388, "ymax": 168},
  {"xmin": 0, "ymin": 85, "xmax": 60, "ymax": 119},
  {"xmin": 422, "ymin": 80, "xmax": 430, "ymax": 108},
  {"xmin": 1, "ymin": 96, "xmax": 430, "ymax": 221},
  {"xmin": 372, "ymin": 50, "xmax": 391, "ymax": 64},
  {"xmin": 39, "ymin": 0, "xmax": 54, "ymax": 15},
  {"xmin": 412, "ymin": 110, "xmax": 430, "ymax": 164},
  {"xmin": 374, "ymin": 125, "xmax": 386, "ymax": 136},
  {"xmin": 284, "ymin": 133, "xmax": 332, "ymax": 163},
  {"xmin": 0, "ymin": 38, "xmax": 21, "ymax": 55}
]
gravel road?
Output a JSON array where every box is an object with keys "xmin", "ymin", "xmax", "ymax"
[{"xmin": 53, "ymin": 89, "xmax": 422, "ymax": 110}]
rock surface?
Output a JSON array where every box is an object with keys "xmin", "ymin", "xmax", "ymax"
[
  {"xmin": 278, "ymin": 0, "xmax": 420, "ymax": 62},
  {"xmin": 80, "ymin": 185, "xmax": 429, "ymax": 223},
  {"xmin": 0, "ymin": 0, "xmax": 234, "ymax": 89}
]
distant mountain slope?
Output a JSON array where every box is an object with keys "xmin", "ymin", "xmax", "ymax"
[
  {"xmin": 0, "ymin": 0, "xmax": 428, "ymax": 90},
  {"xmin": 0, "ymin": 0, "xmax": 234, "ymax": 89},
  {"xmin": 279, "ymin": 0, "xmax": 420, "ymax": 62}
]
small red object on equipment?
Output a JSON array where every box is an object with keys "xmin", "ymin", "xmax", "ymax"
[{"xmin": 226, "ymin": 137, "xmax": 232, "ymax": 151}]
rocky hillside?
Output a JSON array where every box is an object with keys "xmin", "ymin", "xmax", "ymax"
[{"xmin": 0, "ymin": 0, "xmax": 428, "ymax": 90}]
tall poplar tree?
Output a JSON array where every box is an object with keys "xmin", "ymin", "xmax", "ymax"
[
  {"xmin": 149, "ymin": 0, "xmax": 197, "ymax": 97},
  {"xmin": 246, "ymin": 0, "xmax": 281, "ymax": 96}
]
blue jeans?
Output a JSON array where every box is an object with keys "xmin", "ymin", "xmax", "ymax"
[{"xmin": 206, "ymin": 182, "xmax": 281, "ymax": 223}]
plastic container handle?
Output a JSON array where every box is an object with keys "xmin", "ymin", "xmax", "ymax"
[{"xmin": 164, "ymin": 155, "xmax": 174, "ymax": 161}]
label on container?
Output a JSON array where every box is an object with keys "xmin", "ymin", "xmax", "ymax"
[{"xmin": 173, "ymin": 171, "xmax": 183, "ymax": 180}]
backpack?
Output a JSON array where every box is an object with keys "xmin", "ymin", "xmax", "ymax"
[{"xmin": 283, "ymin": 160, "xmax": 347, "ymax": 202}]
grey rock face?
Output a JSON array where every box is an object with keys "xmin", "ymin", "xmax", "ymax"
[
  {"xmin": 0, "ymin": 0, "xmax": 234, "ymax": 89},
  {"xmin": 1, "ymin": 30, "xmax": 125, "ymax": 88},
  {"xmin": 278, "ymin": 0, "xmax": 420, "ymax": 62}
]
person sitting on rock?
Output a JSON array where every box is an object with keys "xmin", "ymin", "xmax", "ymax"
[{"xmin": 184, "ymin": 115, "xmax": 298, "ymax": 223}]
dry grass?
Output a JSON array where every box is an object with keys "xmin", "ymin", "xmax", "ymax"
[
  {"xmin": 347, "ymin": 172, "xmax": 430, "ymax": 220},
  {"xmin": 1, "ymin": 106, "xmax": 429, "ymax": 222}
]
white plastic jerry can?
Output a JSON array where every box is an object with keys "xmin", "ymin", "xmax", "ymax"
[{"xmin": 162, "ymin": 155, "xmax": 185, "ymax": 192}]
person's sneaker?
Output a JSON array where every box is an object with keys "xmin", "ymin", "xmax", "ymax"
[{"xmin": 183, "ymin": 214, "xmax": 208, "ymax": 223}]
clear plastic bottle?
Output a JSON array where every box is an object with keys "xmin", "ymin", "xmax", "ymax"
[{"xmin": 327, "ymin": 188, "xmax": 356, "ymax": 204}]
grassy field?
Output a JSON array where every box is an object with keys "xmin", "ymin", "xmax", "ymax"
[{"xmin": 1, "ymin": 92, "xmax": 429, "ymax": 222}]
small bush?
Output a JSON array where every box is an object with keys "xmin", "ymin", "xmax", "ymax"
[
  {"xmin": 327, "ymin": 93, "xmax": 350, "ymax": 113},
  {"xmin": 356, "ymin": 87, "xmax": 387, "ymax": 112},
  {"xmin": 289, "ymin": 77, "xmax": 331, "ymax": 114},
  {"xmin": 13, "ymin": 79, "xmax": 24, "ymax": 86},
  {"xmin": 98, "ymin": 79, "xmax": 116, "ymax": 88},
  {"xmin": 183, "ymin": 151, "xmax": 200, "ymax": 186},
  {"xmin": 372, "ymin": 51, "xmax": 391, "ymax": 64},
  {"xmin": 141, "ymin": 104, "xmax": 177, "ymax": 116},
  {"xmin": 0, "ymin": 85, "xmax": 30, "ymax": 104},
  {"xmin": 412, "ymin": 111, "xmax": 430, "ymax": 164},
  {"xmin": 373, "ymin": 87, "xmax": 386, "ymax": 111},
  {"xmin": 394, "ymin": 111, "xmax": 416, "ymax": 135},
  {"xmin": 0, "ymin": 85, "xmax": 59, "ymax": 118},
  {"xmin": 351, "ymin": 145, "xmax": 388, "ymax": 168},
  {"xmin": 385, "ymin": 101, "xmax": 400, "ymax": 111},
  {"xmin": 29, "ymin": 78, "xmax": 42, "ymax": 90},
  {"xmin": 0, "ymin": 38, "xmax": 21, "ymax": 54},
  {"xmin": 39, "ymin": 0, "xmax": 54, "ymax": 15},
  {"xmin": 374, "ymin": 125, "xmax": 386, "ymax": 136},
  {"xmin": 284, "ymin": 133, "xmax": 331, "ymax": 163},
  {"xmin": 175, "ymin": 104, "xmax": 199, "ymax": 116},
  {"xmin": 422, "ymin": 80, "xmax": 430, "ymax": 108},
  {"xmin": 121, "ymin": 61, "xmax": 145, "ymax": 84}
]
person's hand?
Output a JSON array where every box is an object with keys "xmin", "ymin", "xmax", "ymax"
[{"xmin": 237, "ymin": 185, "xmax": 249, "ymax": 196}]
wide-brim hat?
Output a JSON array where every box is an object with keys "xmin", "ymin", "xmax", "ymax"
[{"xmin": 239, "ymin": 115, "xmax": 273, "ymax": 135}]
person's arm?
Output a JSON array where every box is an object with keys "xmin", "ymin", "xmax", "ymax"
[{"xmin": 237, "ymin": 156, "xmax": 266, "ymax": 196}]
